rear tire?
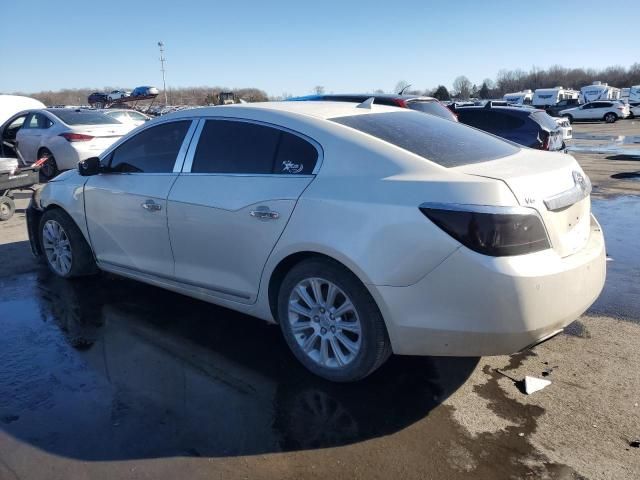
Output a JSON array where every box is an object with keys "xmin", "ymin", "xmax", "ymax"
[
  {"xmin": 0, "ymin": 196, "xmax": 15, "ymax": 221},
  {"xmin": 38, "ymin": 149, "xmax": 59, "ymax": 181},
  {"xmin": 604, "ymin": 112, "xmax": 617, "ymax": 123},
  {"xmin": 277, "ymin": 258, "xmax": 392, "ymax": 382},
  {"xmin": 39, "ymin": 209, "xmax": 98, "ymax": 278}
]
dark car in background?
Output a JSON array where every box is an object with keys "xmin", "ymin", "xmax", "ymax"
[
  {"xmin": 545, "ymin": 98, "xmax": 581, "ymax": 117},
  {"xmin": 290, "ymin": 94, "xmax": 458, "ymax": 122},
  {"xmin": 453, "ymin": 103, "xmax": 564, "ymax": 151},
  {"xmin": 131, "ymin": 86, "xmax": 160, "ymax": 97},
  {"xmin": 87, "ymin": 92, "xmax": 108, "ymax": 105}
]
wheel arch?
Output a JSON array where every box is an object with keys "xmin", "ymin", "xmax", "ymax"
[{"xmin": 266, "ymin": 250, "xmax": 375, "ymax": 324}]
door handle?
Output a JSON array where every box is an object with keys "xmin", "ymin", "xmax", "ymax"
[
  {"xmin": 250, "ymin": 207, "xmax": 279, "ymax": 220},
  {"xmin": 141, "ymin": 200, "xmax": 162, "ymax": 212}
]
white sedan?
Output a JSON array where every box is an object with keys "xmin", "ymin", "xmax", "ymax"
[
  {"xmin": 100, "ymin": 109, "xmax": 151, "ymax": 128},
  {"xmin": 26, "ymin": 101, "xmax": 606, "ymax": 382},
  {"xmin": 560, "ymin": 101, "xmax": 630, "ymax": 123},
  {"xmin": 0, "ymin": 109, "xmax": 129, "ymax": 179}
]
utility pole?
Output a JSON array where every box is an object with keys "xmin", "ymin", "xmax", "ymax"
[{"xmin": 158, "ymin": 41, "xmax": 168, "ymax": 105}]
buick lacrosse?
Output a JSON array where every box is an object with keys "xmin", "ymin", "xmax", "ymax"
[{"xmin": 27, "ymin": 101, "xmax": 606, "ymax": 382}]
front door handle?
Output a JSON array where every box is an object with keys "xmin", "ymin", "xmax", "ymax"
[
  {"xmin": 141, "ymin": 199, "xmax": 162, "ymax": 212},
  {"xmin": 250, "ymin": 207, "xmax": 279, "ymax": 220}
]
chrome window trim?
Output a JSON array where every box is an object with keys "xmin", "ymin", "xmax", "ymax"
[
  {"xmin": 181, "ymin": 116, "xmax": 324, "ymax": 175},
  {"xmin": 173, "ymin": 119, "xmax": 201, "ymax": 173}
]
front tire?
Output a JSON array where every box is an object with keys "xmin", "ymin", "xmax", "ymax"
[
  {"xmin": 39, "ymin": 209, "xmax": 98, "ymax": 278},
  {"xmin": 604, "ymin": 112, "xmax": 617, "ymax": 123},
  {"xmin": 277, "ymin": 258, "xmax": 391, "ymax": 382}
]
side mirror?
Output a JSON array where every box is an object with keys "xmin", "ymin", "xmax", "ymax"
[{"xmin": 78, "ymin": 157, "xmax": 102, "ymax": 176}]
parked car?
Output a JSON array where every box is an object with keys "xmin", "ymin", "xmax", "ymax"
[
  {"xmin": 27, "ymin": 102, "xmax": 605, "ymax": 382},
  {"xmin": 560, "ymin": 101, "xmax": 630, "ymax": 123},
  {"xmin": 99, "ymin": 109, "xmax": 151, "ymax": 128},
  {"xmin": 290, "ymin": 94, "xmax": 458, "ymax": 122},
  {"xmin": 545, "ymin": 98, "xmax": 581, "ymax": 117},
  {"xmin": 453, "ymin": 104, "xmax": 564, "ymax": 150},
  {"xmin": 628, "ymin": 102, "xmax": 640, "ymax": 119},
  {"xmin": 554, "ymin": 116, "xmax": 572, "ymax": 141},
  {"xmin": 131, "ymin": 86, "xmax": 160, "ymax": 97},
  {"xmin": 87, "ymin": 92, "xmax": 109, "ymax": 105},
  {"xmin": 0, "ymin": 109, "xmax": 129, "ymax": 179},
  {"xmin": 107, "ymin": 90, "xmax": 131, "ymax": 101}
]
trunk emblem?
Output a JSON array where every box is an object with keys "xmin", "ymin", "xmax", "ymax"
[{"xmin": 573, "ymin": 171, "xmax": 587, "ymax": 192}]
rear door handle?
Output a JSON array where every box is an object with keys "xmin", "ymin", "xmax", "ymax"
[
  {"xmin": 250, "ymin": 207, "xmax": 279, "ymax": 220},
  {"xmin": 141, "ymin": 199, "xmax": 162, "ymax": 212}
]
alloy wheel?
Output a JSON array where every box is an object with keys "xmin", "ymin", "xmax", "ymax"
[
  {"xmin": 287, "ymin": 277, "xmax": 362, "ymax": 369},
  {"xmin": 42, "ymin": 219, "xmax": 73, "ymax": 275}
]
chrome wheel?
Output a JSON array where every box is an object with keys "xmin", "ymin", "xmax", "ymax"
[
  {"xmin": 288, "ymin": 277, "xmax": 362, "ymax": 369},
  {"xmin": 42, "ymin": 219, "xmax": 73, "ymax": 275}
]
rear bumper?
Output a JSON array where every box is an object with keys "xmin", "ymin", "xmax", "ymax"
[{"xmin": 371, "ymin": 215, "xmax": 606, "ymax": 356}]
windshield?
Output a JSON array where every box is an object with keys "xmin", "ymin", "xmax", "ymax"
[
  {"xmin": 330, "ymin": 111, "xmax": 519, "ymax": 167},
  {"xmin": 49, "ymin": 110, "xmax": 121, "ymax": 125},
  {"xmin": 529, "ymin": 111, "xmax": 558, "ymax": 131}
]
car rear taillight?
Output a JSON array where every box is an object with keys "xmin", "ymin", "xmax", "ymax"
[
  {"xmin": 617, "ymin": 106, "xmax": 625, "ymax": 110},
  {"xmin": 60, "ymin": 133, "xmax": 94, "ymax": 142},
  {"xmin": 419, "ymin": 203, "xmax": 550, "ymax": 257},
  {"xmin": 392, "ymin": 98, "xmax": 408, "ymax": 108},
  {"xmin": 539, "ymin": 131, "xmax": 550, "ymax": 150}
]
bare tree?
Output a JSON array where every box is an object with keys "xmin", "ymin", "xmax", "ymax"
[
  {"xmin": 313, "ymin": 86, "xmax": 325, "ymax": 95},
  {"xmin": 452, "ymin": 76, "xmax": 472, "ymax": 99},
  {"xmin": 395, "ymin": 80, "xmax": 410, "ymax": 94}
]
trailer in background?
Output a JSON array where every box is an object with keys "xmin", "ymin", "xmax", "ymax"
[
  {"xmin": 503, "ymin": 90, "xmax": 533, "ymax": 105},
  {"xmin": 579, "ymin": 81, "xmax": 621, "ymax": 103},
  {"xmin": 532, "ymin": 87, "xmax": 579, "ymax": 107}
]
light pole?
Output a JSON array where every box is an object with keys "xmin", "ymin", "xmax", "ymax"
[{"xmin": 158, "ymin": 41, "xmax": 168, "ymax": 105}]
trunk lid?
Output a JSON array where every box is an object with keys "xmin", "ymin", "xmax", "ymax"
[
  {"xmin": 69, "ymin": 124, "xmax": 128, "ymax": 152},
  {"xmin": 454, "ymin": 149, "xmax": 592, "ymax": 258}
]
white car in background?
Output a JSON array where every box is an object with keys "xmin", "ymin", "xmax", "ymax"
[
  {"xmin": 100, "ymin": 109, "xmax": 151, "ymax": 128},
  {"xmin": 27, "ymin": 102, "xmax": 606, "ymax": 382},
  {"xmin": 560, "ymin": 101, "xmax": 630, "ymax": 123},
  {"xmin": 0, "ymin": 109, "xmax": 129, "ymax": 179},
  {"xmin": 554, "ymin": 116, "xmax": 572, "ymax": 141},
  {"xmin": 107, "ymin": 90, "xmax": 131, "ymax": 101}
]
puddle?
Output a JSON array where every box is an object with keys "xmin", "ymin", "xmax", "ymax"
[
  {"xmin": 610, "ymin": 172, "xmax": 640, "ymax": 181},
  {"xmin": 590, "ymin": 196, "xmax": 640, "ymax": 321},
  {"xmin": 572, "ymin": 134, "xmax": 640, "ymax": 144},
  {"xmin": 567, "ymin": 133, "xmax": 640, "ymax": 157}
]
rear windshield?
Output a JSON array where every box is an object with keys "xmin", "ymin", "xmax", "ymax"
[
  {"xmin": 49, "ymin": 110, "xmax": 120, "ymax": 125},
  {"xmin": 406, "ymin": 100, "xmax": 456, "ymax": 121},
  {"xmin": 330, "ymin": 111, "xmax": 519, "ymax": 167},
  {"xmin": 529, "ymin": 111, "xmax": 558, "ymax": 131}
]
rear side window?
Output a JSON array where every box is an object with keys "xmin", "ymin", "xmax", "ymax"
[
  {"xmin": 487, "ymin": 112, "xmax": 525, "ymax": 131},
  {"xmin": 330, "ymin": 111, "xmax": 518, "ymax": 167},
  {"xmin": 192, "ymin": 120, "xmax": 318, "ymax": 174},
  {"xmin": 109, "ymin": 121, "xmax": 191, "ymax": 173},
  {"xmin": 23, "ymin": 113, "xmax": 52, "ymax": 129}
]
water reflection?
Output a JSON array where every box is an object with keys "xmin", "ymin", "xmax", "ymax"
[{"xmin": 0, "ymin": 268, "xmax": 477, "ymax": 460}]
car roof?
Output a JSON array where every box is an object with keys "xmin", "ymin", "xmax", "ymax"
[
  {"xmin": 293, "ymin": 93, "xmax": 437, "ymax": 102},
  {"xmin": 163, "ymin": 101, "xmax": 406, "ymax": 121}
]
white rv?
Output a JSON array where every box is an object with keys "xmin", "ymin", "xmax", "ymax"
[
  {"xmin": 0, "ymin": 94, "xmax": 46, "ymax": 126},
  {"xmin": 532, "ymin": 87, "xmax": 579, "ymax": 107},
  {"xmin": 621, "ymin": 85, "xmax": 640, "ymax": 103},
  {"xmin": 503, "ymin": 89, "xmax": 533, "ymax": 105},
  {"xmin": 579, "ymin": 81, "xmax": 621, "ymax": 103}
]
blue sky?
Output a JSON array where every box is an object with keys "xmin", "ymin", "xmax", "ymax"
[{"xmin": 1, "ymin": 0, "xmax": 637, "ymax": 96}]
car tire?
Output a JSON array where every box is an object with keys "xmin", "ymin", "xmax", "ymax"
[
  {"xmin": 39, "ymin": 208, "xmax": 98, "ymax": 278},
  {"xmin": 0, "ymin": 196, "xmax": 15, "ymax": 221},
  {"xmin": 277, "ymin": 257, "xmax": 392, "ymax": 382},
  {"xmin": 604, "ymin": 112, "xmax": 617, "ymax": 123},
  {"xmin": 38, "ymin": 149, "xmax": 58, "ymax": 181}
]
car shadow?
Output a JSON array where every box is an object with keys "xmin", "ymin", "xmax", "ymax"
[{"xmin": 0, "ymin": 268, "xmax": 478, "ymax": 460}]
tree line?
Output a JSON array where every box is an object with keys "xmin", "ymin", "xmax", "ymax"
[{"xmin": 8, "ymin": 63, "xmax": 640, "ymax": 105}]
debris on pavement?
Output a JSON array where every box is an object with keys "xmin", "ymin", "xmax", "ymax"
[{"xmin": 524, "ymin": 376, "xmax": 552, "ymax": 395}]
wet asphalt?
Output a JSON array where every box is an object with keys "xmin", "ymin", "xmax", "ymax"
[{"xmin": 0, "ymin": 123, "xmax": 639, "ymax": 479}]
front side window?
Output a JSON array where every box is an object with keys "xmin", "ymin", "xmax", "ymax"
[
  {"xmin": 109, "ymin": 121, "xmax": 191, "ymax": 173},
  {"xmin": 192, "ymin": 120, "xmax": 318, "ymax": 174}
]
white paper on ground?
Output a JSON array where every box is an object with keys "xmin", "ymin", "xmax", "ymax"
[{"xmin": 524, "ymin": 376, "xmax": 551, "ymax": 394}]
